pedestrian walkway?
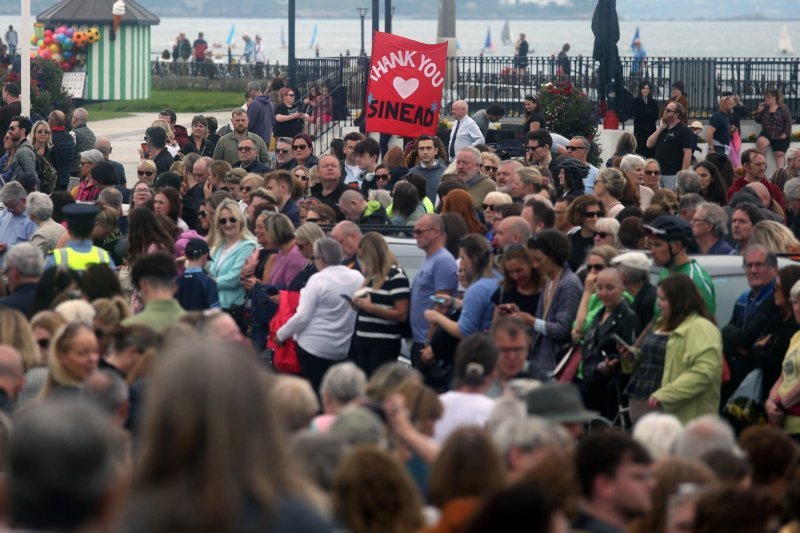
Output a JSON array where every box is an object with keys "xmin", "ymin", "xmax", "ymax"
[{"xmin": 92, "ymin": 109, "xmax": 235, "ymax": 188}]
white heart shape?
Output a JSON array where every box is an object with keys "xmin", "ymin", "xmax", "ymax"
[{"xmin": 392, "ymin": 76, "xmax": 420, "ymax": 99}]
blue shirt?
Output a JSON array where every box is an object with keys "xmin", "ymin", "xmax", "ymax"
[
  {"xmin": 0, "ymin": 208, "xmax": 36, "ymax": 267},
  {"xmin": 410, "ymin": 247, "xmax": 458, "ymax": 343},
  {"xmin": 707, "ymin": 238, "xmax": 734, "ymax": 255},
  {"xmin": 175, "ymin": 267, "xmax": 221, "ymax": 311},
  {"xmin": 458, "ymin": 274, "xmax": 501, "ymax": 336}
]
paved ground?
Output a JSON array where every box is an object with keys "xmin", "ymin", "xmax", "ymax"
[{"xmin": 90, "ymin": 109, "xmax": 235, "ymax": 188}]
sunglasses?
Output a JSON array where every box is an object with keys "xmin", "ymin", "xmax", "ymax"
[
  {"xmin": 645, "ymin": 170, "xmax": 661, "ymax": 176},
  {"xmin": 482, "ymin": 203, "xmax": 496, "ymax": 211},
  {"xmin": 481, "ymin": 165, "xmax": 497, "ymax": 172},
  {"xmin": 376, "ymin": 174, "xmax": 390, "ymax": 180},
  {"xmin": 593, "ymin": 231, "xmax": 610, "ymax": 239},
  {"xmin": 276, "ymin": 148, "xmax": 290, "ymax": 154},
  {"xmin": 413, "ymin": 227, "xmax": 435, "ymax": 236},
  {"xmin": 237, "ymin": 146, "xmax": 254, "ymax": 152},
  {"xmin": 526, "ymin": 146, "xmax": 539, "ymax": 152},
  {"xmin": 664, "ymin": 108, "xmax": 677, "ymax": 114},
  {"xmin": 292, "ymin": 144, "xmax": 308, "ymax": 150},
  {"xmin": 296, "ymin": 174, "xmax": 308, "ymax": 180},
  {"xmin": 586, "ymin": 264, "xmax": 605, "ymax": 272},
  {"xmin": 566, "ymin": 146, "xmax": 587, "ymax": 152},
  {"xmin": 219, "ymin": 217, "xmax": 238, "ymax": 225},
  {"xmin": 137, "ymin": 170, "xmax": 154, "ymax": 176},
  {"xmin": 583, "ymin": 211, "xmax": 600, "ymax": 218},
  {"xmin": 242, "ymin": 186, "xmax": 254, "ymax": 193},
  {"xmin": 198, "ymin": 211, "xmax": 208, "ymax": 218},
  {"xmin": 37, "ymin": 130, "xmax": 50, "ymax": 134}
]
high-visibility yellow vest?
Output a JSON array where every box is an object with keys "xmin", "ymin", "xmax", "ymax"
[{"xmin": 51, "ymin": 246, "xmax": 111, "ymax": 271}]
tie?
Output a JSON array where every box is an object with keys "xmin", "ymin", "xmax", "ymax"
[{"xmin": 449, "ymin": 119, "xmax": 460, "ymax": 158}]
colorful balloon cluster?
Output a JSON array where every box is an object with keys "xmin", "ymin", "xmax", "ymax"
[{"xmin": 29, "ymin": 26, "xmax": 101, "ymax": 72}]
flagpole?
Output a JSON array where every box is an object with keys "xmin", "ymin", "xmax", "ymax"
[{"xmin": 21, "ymin": 0, "xmax": 31, "ymax": 116}]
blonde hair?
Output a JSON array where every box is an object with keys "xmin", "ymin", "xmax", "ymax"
[
  {"xmin": 137, "ymin": 159, "xmax": 157, "ymax": 174},
  {"xmin": 751, "ymin": 220, "xmax": 800, "ymax": 253},
  {"xmin": 54, "ymin": 300, "xmax": 96, "ymax": 324},
  {"xmin": 43, "ymin": 322, "xmax": 95, "ymax": 396},
  {"xmin": 0, "ymin": 309, "xmax": 40, "ymax": 371},
  {"xmin": 209, "ymin": 199, "xmax": 254, "ymax": 252},
  {"xmin": 358, "ymin": 232, "xmax": 399, "ymax": 290},
  {"xmin": 151, "ymin": 119, "xmax": 175, "ymax": 142},
  {"xmin": 92, "ymin": 296, "xmax": 131, "ymax": 326}
]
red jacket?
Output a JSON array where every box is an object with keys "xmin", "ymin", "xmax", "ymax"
[{"xmin": 726, "ymin": 177, "xmax": 784, "ymax": 209}]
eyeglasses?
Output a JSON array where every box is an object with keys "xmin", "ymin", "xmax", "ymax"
[
  {"xmin": 137, "ymin": 170, "xmax": 154, "ymax": 176},
  {"xmin": 645, "ymin": 170, "xmax": 661, "ymax": 176},
  {"xmin": 593, "ymin": 231, "xmax": 610, "ymax": 239},
  {"xmin": 583, "ymin": 211, "xmax": 600, "ymax": 218},
  {"xmin": 413, "ymin": 227, "xmax": 435, "ymax": 236},
  {"xmin": 586, "ymin": 264, "xmax": 605, "ymax": 272},
  {"xmin": 743, "ymin": 261, "xmax": 768, "ymax": 270},
  {"xmin": 219, "ymin": 217, "xmax": 238, "ymax": 225},
  {"xmin": 481, "ymin": 165, "xmax": 497, "ymax": 172},
  {"xmin": 237, "ymin": 146, "xmax": 254, "ymax": 152},
  {"xmin": 134, "ymin": 187, "xmax": 151, "ymax": 194},
  {"xmin": 566, "ymin": 146, "xmax": 587, "ymax": 152},
  {"xmin": 276, "ymin": 148, "xmax": 290, "ymax": 154},
  {"xmin": 526, "ymin": 145, "xmax": 540, "ymax": 152},
  {"xmin": 292, "ymin": 144, "xmax": 308, "ymax": 150},
  {"xmin": 198, "ymin": 211, "xmax": 208, "ymax": 218}
]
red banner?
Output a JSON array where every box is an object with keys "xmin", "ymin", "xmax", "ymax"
[{"xmin": 365, "ymin": 32, "xmax": 447, "ymax": 138}]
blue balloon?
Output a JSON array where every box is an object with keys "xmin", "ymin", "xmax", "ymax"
[
  {"xmin": 61, "ymin": 38, "xmax": 72, "ymax": 50},
  {"xmin": 62, "ymin": 50, "xmax": 72, "ymax": 59}
]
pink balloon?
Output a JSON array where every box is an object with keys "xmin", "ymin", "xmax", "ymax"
[
  {"xmin": 41, "ymin": 49, "xmax": 52, "ymax": 59},
  {"xmin": 43, "ymin": 36, "xmax": 52, "ymax": 46},
  {"xmin": 44, "ymin": 29, "xmax": 52, "ymax": 37}
]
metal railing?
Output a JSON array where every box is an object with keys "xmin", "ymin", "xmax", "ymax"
[{"xmin": 290, "ymin": 55, "xmax": 800, "ymax": 123}]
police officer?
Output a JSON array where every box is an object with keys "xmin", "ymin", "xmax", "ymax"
[{"xmin": 45, "ymin": 204, "xmax": 114, "ymax": 271}]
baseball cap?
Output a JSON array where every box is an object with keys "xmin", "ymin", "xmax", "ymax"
[
  {"xmin": 611, "ymin": 251, "xmax": 652, "ymax": 272},
  {"xmin": 184, "ymin": 238, "xmax": 211, "ymax": 260}
]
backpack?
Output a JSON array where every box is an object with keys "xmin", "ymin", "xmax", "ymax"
[{"xmin": 35, "ymin": 151, "xmax": 57, "ymax": 194}]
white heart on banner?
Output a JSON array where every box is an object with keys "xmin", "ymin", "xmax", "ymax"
[{"xmin": 392, "ymin": 76, "xmax": 420, "ymax": 99}]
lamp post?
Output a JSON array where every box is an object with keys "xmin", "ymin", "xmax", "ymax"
[{"xmin": 357, "ymin": 7, "xmax": 368, "ymax": 56}]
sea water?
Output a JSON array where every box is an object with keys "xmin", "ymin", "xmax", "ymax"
[{"xmin": 2, "ymin": 16, "xmax": 798, "ymax": 62}]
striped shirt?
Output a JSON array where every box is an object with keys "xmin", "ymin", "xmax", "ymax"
[{"xmin": 355, "ymin": 265, "xmax": 411, "ymax": 345}]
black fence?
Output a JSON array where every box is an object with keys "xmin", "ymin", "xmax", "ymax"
[
  {"xmin": 149, "ymin": 55, "xmax": 800, "ymax": 127},
  {"xmin": 290, "ymin": 55, "xmax": 800, "ymax": 124}
]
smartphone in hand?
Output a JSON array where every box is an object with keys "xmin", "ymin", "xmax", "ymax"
[{"xmin": 340, "ymin": 294, "xmax": 353, "ymax": 303}]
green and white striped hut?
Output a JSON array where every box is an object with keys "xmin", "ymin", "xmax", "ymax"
[{"xmin": 37, "ymin": 0, "xmax": 159, "ymax": 100}]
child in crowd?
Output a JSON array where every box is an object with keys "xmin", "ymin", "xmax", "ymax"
[{"xmin": 175, "ymin": 238, "xmax": 220, "ymax": 311}]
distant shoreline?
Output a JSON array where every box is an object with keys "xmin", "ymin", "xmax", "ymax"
[{"xmin": 2, "ymin": 13, "xmax": 799, "ymax": 21}]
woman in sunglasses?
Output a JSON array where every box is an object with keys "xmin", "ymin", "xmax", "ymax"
[
  {"xmin": 289, "ymin": 133, "xmax": 317, "ymax": 170},
  {"xmin": 136, "ymin": 160, "xmax": 157, "ymax": 186},
  {"xmin": 593, "ymin": 217, "xmax": 621, "ymax": 249},
  {"xmin": 274, "ymin": 87, "xmax": 309, "ymax": 139},
  {"xmin": 564, "ymin": 195, "xmax": 604, "ymax": 272},
  {"xmin": 291, "ymin": 166, "xmax": 310, "ymax": 198},
  {"xmin": 207, "ymin": 199, "xmax": 257, "ymax": 331}
]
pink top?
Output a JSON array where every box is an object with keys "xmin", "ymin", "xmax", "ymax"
[{"xmin": 268, "ymin": 244, "xmax": 306, "ymax": 289}]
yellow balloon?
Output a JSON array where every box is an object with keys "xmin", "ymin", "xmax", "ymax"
[{"xmin": 49, "ymin": 43, "xmax": 60, "ymax": 53}]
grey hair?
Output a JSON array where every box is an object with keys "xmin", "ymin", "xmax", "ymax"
[
  {"xmin": 594, "ymin": 217, "xmax": 620, "ymax": 246},
  {"xmin": 785, "ymin": 178, "xmax": 800, "ymax": 201},
  {"xmin": 743, "ymin": 244, "xmax": 778, "ymax": 268},
  {"xmin": 26, "ymin": 192, "xmax": 53, "ymax": 221},
  {"xmin": 97, "ymin": 188, "xmax": 122, "ymax": 211},
  {"xmin": 598, "ymin": 167, "xmax": 627, "ymax": 198},
  {"xmin": 492, "ymin": 416, "xmax": 572, "ymax": 465},
  {"xmin": 80, "ymin": 149, "xmax": 104, "ymax": 165},
  {"xmin": 245, "ymin": 80, "xmax": 263, "ymax": 96},
  {"xmin": 291, "ymin": 431, "xmax": 350, "ymax": 492},
  {"xmin": 617, "ymin": 263, "xmax": 649, "ymax": 285},
  {"xmin": 678, "ymin": 193, "xmax": 704, "ymax": 212},
  {"xmin": 619, "ymin": 153, "xmax": 646, "ymax": 174},
  {"xmin": 676, "ymin": 170, "xmax": 701, "ymax": 194},
  {"xmin": 72, "ymin": 107, "xmax": 89, "ymax": 122},
  {"xmin": 313, "ymin": 237, "xmax": 343, "ymax": 267},
  {"xmin": 571, "ymin": 135, "xmax": 590, "ymax": 149},
  {"xmin": 320, "ymin": 362, "xmax": 367, "ymax": 406},
  {"xmin": 0, "ymin": 181, "xmax": 26, "ymax": 203},
  {"xmin": 485, "ymin": 397, "xmax": 526, "ymax": 435},
  {"xmin": 632, "ymin": 412, "xmax": 683, "ymax": 460},
  {"xmin": 697, "ymin": 202, "xmax": 728, "ymax": 239},
  {"xmin": 457, "ymin": 146, "xmax": 481, "ymax": 164},
  {"xmin": 672, "ymin": 414, "xmax": 741, "ymax": 460},
  {"xmin": 4, "ymin": 243, "xmax": 44, "ymax": 277},
  {"xmin": 82, "ymin": 369, "xmax": 129, "ymax": 417}
]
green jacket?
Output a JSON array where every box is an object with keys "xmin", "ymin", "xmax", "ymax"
[
  {"xmin": 651, "ymin": 313, "xmax": 722, "ymax": 424},
  {"xmin": 122, "ymin": 299, "xmax": 186, "ymax": 332}
]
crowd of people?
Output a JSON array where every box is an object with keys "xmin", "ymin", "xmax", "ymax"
[{"xmin": 0, "ymin": 76, "xmax": 799, "ymax": 531}]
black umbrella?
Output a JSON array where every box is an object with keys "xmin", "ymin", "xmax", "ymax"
[{"xmin": 591, "ymin": 0, "xmax": 620, "ymax": 104}]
